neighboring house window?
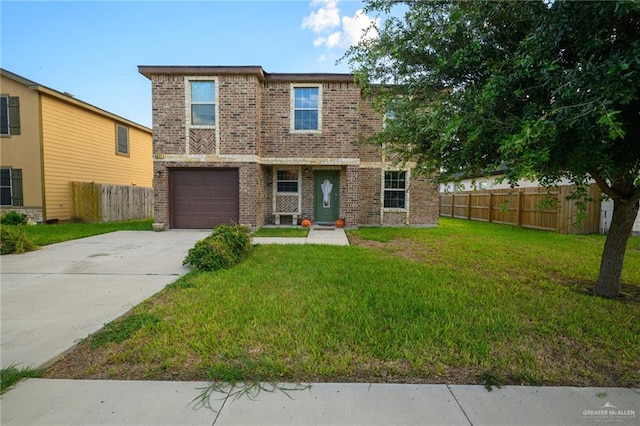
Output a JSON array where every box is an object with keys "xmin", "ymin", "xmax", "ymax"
[
  {"xmin": 276, "ymin": 170, "xmax": 299, "ymax": 193},
  {"xmin": 190, "ymin": 81, "xmax": 216, "ymax": 126},
  {"xmin": 0, "ymin": 96, "xmax": 8, "ymax": 135},
  {"xmin": 116, "ymin": 124, "xmax": 129, "ymax": 155},
  {"xmin": 0, "ymin": 96, "xmax": 20, "ymax": 136},
  {"xmin": 0, "ymin": 168, "xmax": 23, "ymax": 206},
  {"xmin": 291, "ymin": 85, "xmax": 321, "ymax": 132},
  {"xmin": 384, "ymin": 171, "xmax": 407, "ymax": 209}
]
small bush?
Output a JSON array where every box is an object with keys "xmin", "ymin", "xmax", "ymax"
[
  {"xmin": 1, "ymin": 211, "xmax": 27, "ymax": 225},
  {"xmin": 183, "ymin": 224, "xmax": 252, "ymax": 271},
  {"xmin": 1, "ymin": 226, "xmax": 38, "ymax": 255}
]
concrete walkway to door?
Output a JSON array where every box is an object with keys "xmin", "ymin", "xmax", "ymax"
[
  {"xmin": 252, "ymin": 227, "xmax": 349, "ymax": 246},
  {"xmin": 0, "ymin": 230, "xmax": 208, "ymax": 370}
]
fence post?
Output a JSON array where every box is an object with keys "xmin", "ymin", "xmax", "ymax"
[
  {"xmin": 488, "ymin": 192, "xmax": 493, "ymax": 223},
  {"xmin": 451, "ymin": 194, "xmax": 455, "ymax": 218},
  {"xmin": 467, "ymin": 194, "xmax": 471, "ymax": 219},
  {"xmin": 517, "ymin": 191, "xmax": 523, "ymax": 226}
]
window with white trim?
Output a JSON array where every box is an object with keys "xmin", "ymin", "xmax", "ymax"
[
  {"xmin": 116, "ymin": 124, "xmax": 129, "ymax": 155},
  {"xmin": 190, "ymin": 80, "xmax": 216, "ymax": 126},
  {"xmin": 384, "ymin": 171, "xmax": 406, "ymax": 209},
  {"xmin": 291, "ymin": 85, "xmax": 321, "ymax": 132},
  {"xmin": 276, "ymin": 170, "xmax": 299, "ymax": 193}
]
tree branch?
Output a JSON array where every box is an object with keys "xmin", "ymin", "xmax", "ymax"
[{"xmin": 588, "ymin": 170, "xmax": 623, "ymax": 202}]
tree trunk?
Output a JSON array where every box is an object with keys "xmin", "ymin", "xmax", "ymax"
[{"xmin": 593, "ymin": 199, "xmax": 639, "ymax": 298}]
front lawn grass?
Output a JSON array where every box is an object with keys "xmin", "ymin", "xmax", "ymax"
[
  {"xmin": 44, "ymin": 218, "xmax": 640, "ymax": 387},
  {"xmin": 3, "ymin": 219, "xmax": 153, "ymax": 246}
]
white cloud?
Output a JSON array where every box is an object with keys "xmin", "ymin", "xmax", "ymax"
[
  {"xmin": 342, "ymin": 9, "xmax": 378, "ymax": 46},
  {"xmin": 326, "ymin": 31, "xmax": 342, "ymax": 48},
  {"xmin": 303, "ymin": 1, "xmax": 378, "ymax": 50},
  {"xmin": 301, "ymin": 0, "xmax": 341, "ymax": 33}
]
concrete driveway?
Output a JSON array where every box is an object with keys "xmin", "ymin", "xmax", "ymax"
[{"xmin": 0, "ymin": 230, "xmax": 208, "ymax": 370}]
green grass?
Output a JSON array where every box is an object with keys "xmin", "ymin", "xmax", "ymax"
[
  {"xmin": 252, "ymin": 227, "xmax": 309, "ymax": 238},
  {"xmin": 1, "ymin": 366, "xmax": 42, "ymax": 394},
  {"xmin": 88, "ymin": 313, "xmax": 161, "ymax": 349},
  {"xmin": 1, "ymin": 219, "xmax": 153, "ymax": 247},
  {"xmin": 44, "ymin": 218, "xmax": 640, "ymax": 387}
]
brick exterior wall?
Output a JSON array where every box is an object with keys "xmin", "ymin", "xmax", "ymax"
[
  {"xmin": 219, "ymin": 75, "xmax": 260, "ymax": 156},
  {"xmin": 358, "ymin": 94, "xmax": 385, "ymax": 163},
  {"xmin": 143, "ymin": 67, "xmax": 439, "ymax": 229},
  {"xmin": 358, "ymin": 167, "xmax": 382, "ymax": 225},
  {"xmin": 151, "ymin": 74, "xmax": 186, "ymax": 155},
  {"xmin": 408, "ymin": 172, "xmax": 440, "ymax": 225},
  {"xmin": 260, "ymin": 82, "xmax": 361, "ymax": 158}
]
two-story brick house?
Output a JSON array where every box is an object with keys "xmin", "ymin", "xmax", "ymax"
[{"xmin": 138, "ymin": 65, "xmax": 439, "ymax": 229}]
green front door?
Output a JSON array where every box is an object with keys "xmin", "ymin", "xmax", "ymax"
[{"xmin": 314, "ymin": 170, "xmax": 340, "ymax": 223}]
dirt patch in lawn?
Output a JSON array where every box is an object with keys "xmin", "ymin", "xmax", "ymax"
[
  {"xmin": 348, "ymin": 234, "xmax": 443, "ymax": 265},
  {"xmin": 560, "ymin": 279, "xmax": 640, "ymax": 304}
]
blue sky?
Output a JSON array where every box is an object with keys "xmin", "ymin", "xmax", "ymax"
[{"xmin": 1, "ymin": 0, "xmax": 379, "ymax": 128}]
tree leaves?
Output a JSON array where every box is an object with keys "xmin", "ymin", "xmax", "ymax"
[{"xmin": 346, "ymin": 0, "xmax": 640, "ymax": 194}]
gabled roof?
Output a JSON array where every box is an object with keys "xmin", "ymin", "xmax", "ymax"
[
  {"xmin": 1, "ymin": 68, "xmax": 151, "ymax": 133},
  {"xmin": 137, "ymin": 65, "xmax": 355, "ymax": 83}
]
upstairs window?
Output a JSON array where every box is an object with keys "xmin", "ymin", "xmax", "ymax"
[
  {"xmin": 0, "ymin": 96, "xmax": 20, "ymax": 136},
  {"xmin": 383, "ymin": 103, "xmax": 396, "ymax": 129},
  {"xmin": 190, "ymin": 81, "xmax": 216, "ymax": 126},
  {"xmin": 276, "ymin": 170, "xmax": 299, "ymax": 193},
  {"xmin": 0, "ymin": 97, "xmax": 8, "ymax": 135},
  {"xmin": 384, "ymin": 171, "xmax": 406, "ymax": 209},
  {"xmin": 292, "ymin": 85, "xmax": 321, "ymax": 132},
  {"xmin": 116, "ymin": 124, "xmax": 129, "ymax": 155}
]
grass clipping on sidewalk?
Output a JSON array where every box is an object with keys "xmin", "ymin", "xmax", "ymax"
[{"xmin": 44, "ymin": 219, "xmax": 640, "ymax": 387}]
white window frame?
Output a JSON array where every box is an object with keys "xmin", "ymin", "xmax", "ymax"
[
  {"xmin": 272, "ymin": 166, "xmax": 302, "ymax": 225},
  {"xmin": 116, "ymin": 124, "xmax": 129, "ymax": 156},
  {"xmin": 185, "ymin": 77, "xmax": 218, "ymax": 129},
  {"xmin": 383, "ymin": 170, "xmax": 408, "ymax": 210},
  {"xmin": 290, "ymin": 84, "xmax": 322, "ymax": 133},
  {"xmin": 276, "ymin": 169, "xmax": 300, "ymax": 194}
]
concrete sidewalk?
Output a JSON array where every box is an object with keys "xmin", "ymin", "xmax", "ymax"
[
  {"xmin": 1, "ymin": 379, "xmax": 638, "ymax": 425},
  {"xmin": 0, "ymin": 230, "xmax": 208, "ymax": 370},
  {"xmin": 252, "ymin": 227, "xmax": 349, "ymax": 246}
]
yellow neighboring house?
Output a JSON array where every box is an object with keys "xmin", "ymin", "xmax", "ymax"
[{"xmin": 0, "ymin": 68, "xmax": 152, "ymax": 222}]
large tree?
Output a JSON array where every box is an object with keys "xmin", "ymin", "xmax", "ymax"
[{"xmin": 346, "ymin": 0, "xmax": 640, "ymax": 298}]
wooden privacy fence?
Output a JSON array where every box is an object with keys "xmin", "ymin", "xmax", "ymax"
[
  {"xmin": 439, "ymin": 184, "xmax": 601, "ymax": 234},
  {"xmin": 70, "ymin": 182, "xmax": 153, "ymax": 223}
]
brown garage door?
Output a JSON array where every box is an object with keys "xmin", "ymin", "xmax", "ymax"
[{"xmin": 171, "ymin": 168, "xmax": 239, "ymax": 229}]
